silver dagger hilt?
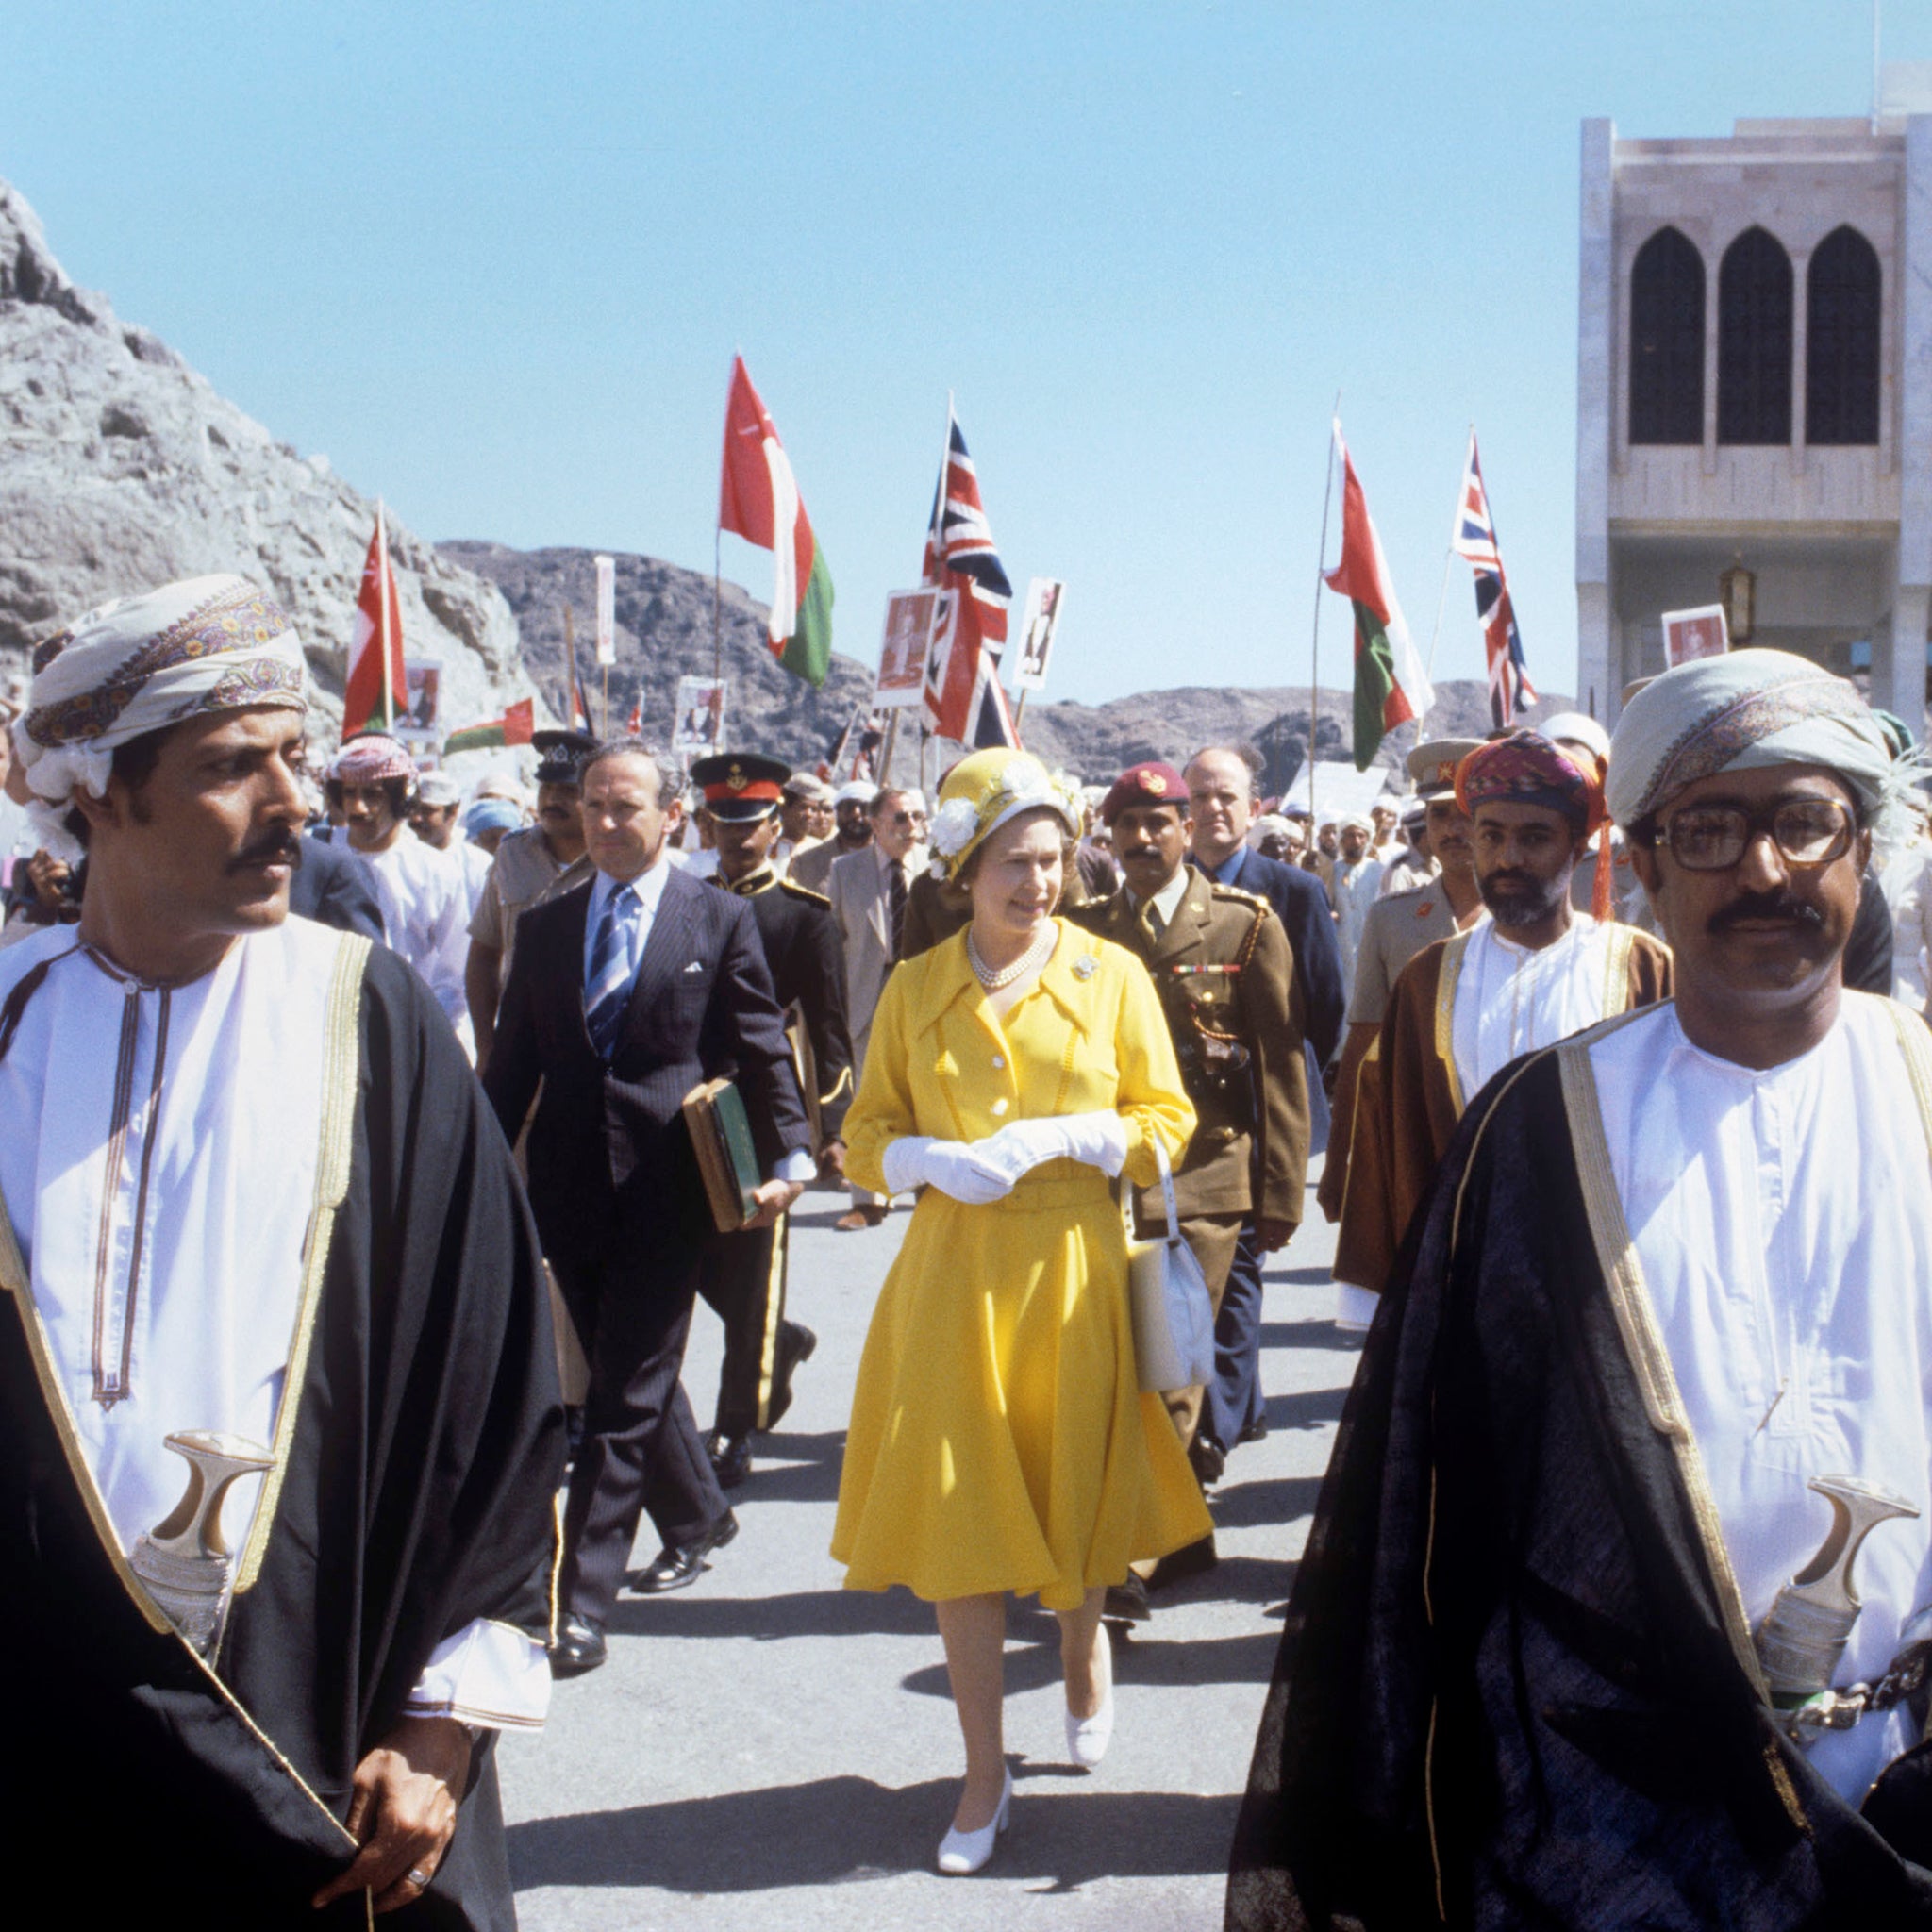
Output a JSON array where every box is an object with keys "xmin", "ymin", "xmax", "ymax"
[
  {"xmin": 1754, "ymin": 1474, "xmax": 1920, "ymax": 1707},
  {"xmin": 129, "ymin": 1430, "xmax": 275, "ymax": 1657}
]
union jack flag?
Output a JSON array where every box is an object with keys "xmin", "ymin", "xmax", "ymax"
[
  {"xmin": 921, "ymin": 408, "xmax": 1019, "ymax": 747},
  {"xmin": 570, "ymin": 671, "xmax": 596, "ymax": 734},
  {"xmin": 1451, "ymin": 433, "xmax": 1537, "ymax": 729}
]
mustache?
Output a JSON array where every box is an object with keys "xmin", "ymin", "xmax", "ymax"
[
  {"xmin": 1709, "ymin": 890, "xmax": 1825, "ymax": 933},
  {"xmin": 227, "ymin": 827, "xmax": 305, "ymax": 873},
  {"xmin": 1484, "ymin": 871, "xmax": 1540, "ymax": 893}
]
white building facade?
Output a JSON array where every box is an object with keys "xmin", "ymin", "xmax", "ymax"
[{"xmin": 1576, "ymin": 113, "xmax": 1932, "ymax": 728}]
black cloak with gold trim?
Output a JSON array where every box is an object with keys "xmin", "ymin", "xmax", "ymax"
[
  {"xmin": 0, "ymin": 943, "xmax": 563, "ymax": 1930},
  {"xmin": 1229, "ymin": 1017, "xmax": 1932, "ymax": 1930}
]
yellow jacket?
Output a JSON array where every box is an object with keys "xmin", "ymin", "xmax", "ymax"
[{"xmin": 844, "ymin": 920, "xmax": 1195, "ymax": 1197}]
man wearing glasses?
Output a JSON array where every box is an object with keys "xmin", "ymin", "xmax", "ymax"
[
  {"xmin": 1331, "ymin": 730, "xmax": 1673, "ymax": 1328},
  {"xmin": 1234, "ymin": 649, "xmax": 1932, "ymax": 1928},
  {"xmin": 828, "ymin": 786, "xmax": 927, "ymax": 1230}
]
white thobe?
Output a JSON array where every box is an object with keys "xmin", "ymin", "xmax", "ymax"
[
  {"xmin": 362, "ymin": 833, "xmax": 471, "ymax": 1034},
  {"xmin": 1332, "ymin": 858, "xmax": 1384, "ymax": 991},
  {"xmin": 1591, "ymin": 996, "xmax": 1932, "ymax": 1802},
  {"xmin": 0, "ymin": 919, "xmax": 548, "ymax": 1728},
  {"xmin": 1450, "ymin": 913, "xmax": 1623, "ymax": 1103}
]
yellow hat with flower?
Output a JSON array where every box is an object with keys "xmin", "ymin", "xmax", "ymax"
[{"xmin": 925, "ymin": 747, "xmax": 1083, "ymax": 881}]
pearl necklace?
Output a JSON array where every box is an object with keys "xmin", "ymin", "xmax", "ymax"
[{"xmin": 967, "ymin": 924, "xmax": 1055, "ymax": 991}]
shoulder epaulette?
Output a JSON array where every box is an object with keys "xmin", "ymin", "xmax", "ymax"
[
  {"xmin": 780, "ymin": 876, "xmax": 830, "ymax": 909},
  {"xmin": 1208, "ymin": 880, "xmax": 1272, "ymax": 916}
]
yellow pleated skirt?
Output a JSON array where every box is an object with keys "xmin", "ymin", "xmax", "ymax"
[{"xmin": 831, "ymin": 1164, "xmax": 1213, "ymax": 1610}]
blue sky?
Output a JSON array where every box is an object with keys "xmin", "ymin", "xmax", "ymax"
[{"xmin": 8, "ymin": 2, "xmax": 1924, "ymax": 707}]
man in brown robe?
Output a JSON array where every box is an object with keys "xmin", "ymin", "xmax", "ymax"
[
  {"xmin": 1317, "ymin": 737, "xmax": 1484, "ymax": 1224},
  {"xmin": 1333, "ymin": 732, "xmax": 1672, "ymax": 1325}
]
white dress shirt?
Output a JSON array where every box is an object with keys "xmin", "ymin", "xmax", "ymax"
[
  {"xmin": 1591, "ymin": 996, "xmax": 1932, "ymax": 1801},
  {"xmin": 1449, "ymin": 914, "xmax": 1626, "ymax": 1105}
]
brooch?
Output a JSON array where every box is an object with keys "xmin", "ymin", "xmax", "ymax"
[{"xmin": 1073, "ymin": 955, "xmax": 1099, "ymax": 980}]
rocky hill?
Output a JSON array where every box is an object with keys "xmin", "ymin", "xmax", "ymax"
[
  {"xmin": 0, "ymin": 178, "xmax": 537, "ymax": 736},
  {"xmin": 440, "ymin": 541, "xmax": 880, "ymax": 765}
]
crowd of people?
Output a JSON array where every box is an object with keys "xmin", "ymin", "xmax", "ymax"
[{"xmin": 8, "ymin": 570, "xmax": 1932, "ymax": 1925}]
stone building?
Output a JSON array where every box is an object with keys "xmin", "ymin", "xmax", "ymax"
[{"xmin": 1575, "ymin": 106, "xmax": 1932, "ymax": 726}]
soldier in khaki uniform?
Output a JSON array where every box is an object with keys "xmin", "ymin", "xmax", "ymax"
[{"xmin": 1072, "ymin": 762, "xmax": 1309, "ymax": 1610}]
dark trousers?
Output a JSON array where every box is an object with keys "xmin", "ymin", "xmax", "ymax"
[
  {"xmin": 693, "ymin": 1214, "xmax": 789, "ymax": 1437},
  {"xmin": 1203, "ymin": 1218, "xmax": 1266, "ymax": 1455},
  {"xmin": 554, "ymin": 1233, "xmax": 726, "ymax": 1624}
]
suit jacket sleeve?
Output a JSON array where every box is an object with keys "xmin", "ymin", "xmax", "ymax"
[
  {"xmin": 715, "ymin": 895, "xmax": 811, "ymax": 1173},
  {"xmin": 481, "ymin": 910, "xmax": 545, "ymax": 1140},
  {"xmin": 1282, "ymin": 868, "xmax": 1346, "ymax": 1067},
  {"xmin": 801, "ymin": 905, "xmax": 856, "ymax": 1138}
]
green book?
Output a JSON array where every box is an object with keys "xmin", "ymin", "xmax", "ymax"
[{"xmin": 683, "ymin": 1078, "xmax": 763, "ymax": 1231}]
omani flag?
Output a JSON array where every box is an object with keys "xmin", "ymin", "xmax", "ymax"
[
  {"xmin": 1324, "ymin": 425, "xmax": 1434, "ymax": 770},
  {"xmin": 718, "ymin": 356, "xmax": 834, "ymax": 688}
]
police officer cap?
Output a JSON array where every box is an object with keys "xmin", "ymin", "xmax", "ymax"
[
  {"xmin": 531, "ymin": 728, "xmax": 598, "ymax": 785},
  {"xmin": 690, "ymin": 750, "xmax": 791, "ymax": 822},
  {"xmin": 1406, "ymin": 737, "xmax": 1485, "ymax": 800},
  {"xmin": 1100, "ymin": 761, "xmax": 1190, "ymax": 826}
]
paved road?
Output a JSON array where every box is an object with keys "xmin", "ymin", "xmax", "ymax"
[{"xmin": 502, "ymin": 1158, "xmax": 1359, "ymax": 1931}]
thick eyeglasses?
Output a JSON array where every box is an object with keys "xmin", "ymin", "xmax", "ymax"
[{"xmin": 1657, "ymin": 798, "xmax": 1856, "ymax": 871}]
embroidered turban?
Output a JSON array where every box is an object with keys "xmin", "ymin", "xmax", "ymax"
[
  {"xmin": 1606, "ymin": 648, "xmax": 1904, "ymax": 833},
  {"xmin": 19, "ymin": 575, "xmax": 306, "ymax": 808},
  {"xmin": 1455, "ymin": 730, "xmax": 1607, "ymax": 836},
  {"xmin": 330, "ymin": 733, "xmax": 417, "ymax": 787},
  {"xmin": 928, "ymin": 748, "xmax": 1081, "ymax": 880},
  {"xmin": 462, "ymin": 795, "xmax": 523, "ymax": 840}
]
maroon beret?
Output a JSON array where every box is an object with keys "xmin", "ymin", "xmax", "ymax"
[{"xmin": 1101, "ymin": 761, "xmax": 1190, "ymax": 826}]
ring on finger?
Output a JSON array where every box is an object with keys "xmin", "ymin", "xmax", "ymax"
[{"xmin": 407, "ymin": 1867, "xmax": 433, "ymax": 1890}]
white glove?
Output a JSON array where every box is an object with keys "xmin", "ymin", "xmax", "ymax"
[
  {"xmin": 975, "ymin": 1110, "xmax": 1130, "ymax": 1181},
  {"xmin": 880, "ymin": 1136, "xmax": 1015, "ymax": 1205}
]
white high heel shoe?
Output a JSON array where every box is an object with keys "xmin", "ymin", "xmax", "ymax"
[
  {"xmin": 1066, "ymin": 1687, "xmax": 1115, "ymax": 1768},
  {"xmin": 937, "ymin": 1767, "xmax": 1013, "ymax": 1875},
  {"xmin": 1065, "ymin": 1622, "xmax": 1115, "ymax": 1767}
]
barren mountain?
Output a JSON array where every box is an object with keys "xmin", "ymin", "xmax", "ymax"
[{"xmin": 0, "ymin": 178, "xmax": 537, "ymax": 735}]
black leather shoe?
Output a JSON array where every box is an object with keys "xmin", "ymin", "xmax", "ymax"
[
  {"xmin": 1238, "ymin": 1413, "xmax": 1270, "ymax": 1446},
  {"xmin": 1148, "ymin": 1533, "xmax": 1220, "ymax": 1591},
  {"xmin": 707, "ymin": 1430, "xmax": 753, "ymax": 1490},
  {"xmin": 549, "ymin": 1613, "xmax": 606, "ymax": 1677},
  {"xmin": 1189, "ymin": 1432, "xmax": 1227, "ymax": 1489},
  {"xmin": 1103, "ymin": 1573, "xmax": 1153, "ymax": 1626},
  {"xmin": 763, "ymin": 1323, "xmax": 819, "ymax": 1430},
  {"xmin": 629, "ymin": 1508, "xmax": 740, "ymax": 1594}
]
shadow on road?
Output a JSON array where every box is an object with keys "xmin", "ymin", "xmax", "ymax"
[
  {"xmin": 508, "ymin": 1777, "xmax": 1237, "ymax": 1892},
  {"xmin": 714, "ymin": 1427, "xmax": 846, "ymax": 1506},
  {"xmin": 608, "ymin": 1582, "xmax": 935, "ymax": 1641},
  {"xmin": 1258, "ymin": 1316, "xmax": 1365, "ymax": 1354},
  {"xmin": 897, "ymin": 1623, "xmax": 1281, "ymax": 1700},
  {"xmin": 1210, "ymin": 1473, "xmax": 1322, "ymax": 1530},
  {"xmin": 1262, "ymin": 1384, "xmax": 1348, "ymax": 1432}
]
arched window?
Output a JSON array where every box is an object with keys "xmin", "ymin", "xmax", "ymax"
[
  {"xmin": 1807, "ymin": 225, "xmax": 1881, "ymax": 445},
  {"xmin": 1718, "ymin": 226, "xmax": 1793, "ymax": 444},
  {"xmin": 1629, "ymin": 226, "xmax": 1704, "ymax": 444}
]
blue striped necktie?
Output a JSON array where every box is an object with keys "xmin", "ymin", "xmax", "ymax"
[{"xmin": 585, "ymin": 883, "xmax": 636, "ymax": 1058}]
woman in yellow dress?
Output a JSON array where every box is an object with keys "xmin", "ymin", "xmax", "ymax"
[{"xmin": 830, "ymin": 747, "xmax": 1211, "ymax": 1874}]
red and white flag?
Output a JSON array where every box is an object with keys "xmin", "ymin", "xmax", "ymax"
[
  {"xmin": 342, "ymin": 505, "xmax": 405, "ymax": 738},
  {"xmin": 625, "ymin": 693, "xmax": 643, "ymax": 736}
]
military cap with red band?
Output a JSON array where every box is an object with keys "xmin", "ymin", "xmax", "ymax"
[
  {"xmin": 1100, "ymin": 761, "xmax": 1190, "ymax": 826},
  {"xmin": 689, "ymin": 750, "xmax": 790, "ymax": 821}
]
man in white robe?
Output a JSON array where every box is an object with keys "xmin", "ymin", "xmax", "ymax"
[
  {"xmin": 325, "ymin": 731, "xmax": 472, "ymax": 1042},
  {"xmin": 1234, "ymin": 649, "xmax": 1932, "ymax": 1930},
  {"xmin": 0, "ymin": 575, "xmax": 560, "ymax": 1927}
]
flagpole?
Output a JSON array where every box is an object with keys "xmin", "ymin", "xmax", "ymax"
[
  {"xmin": 376, "ymin": 499, "xmax": 394, "ymax": 732},
  {"xmin": 563, "ymin": 603, "xmax": 577, "ymax": 729},
  {"xmin": 879, "ymin": 708, "xmax": 902, "ymax": 786},
  {"xmin": 1416, "ymin": 425, "xmax": 1474, "ymax": 745},
  {"xmin": 711, "ymin": 527, "xmax": 724, "ymax": 703},
  {"xmin": 1308, "ymin": 398, "xmax": 1341, "ymax": 836}
]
